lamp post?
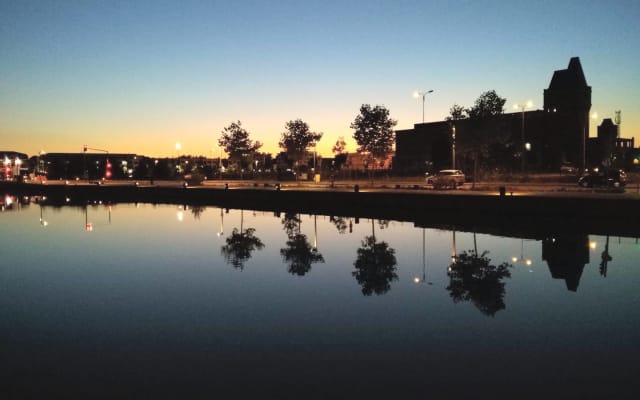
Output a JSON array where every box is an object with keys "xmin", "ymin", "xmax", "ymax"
[
  {"xmin": 414, "ymin": 90, "xmax": 434, "ymax": 123},
  {"xmin": 513, "ymin": 101, "xmax": 533, "ymax": 172},
  {"xmin": 451, "ymin": 125, "xmax": 456, "ymax": 169}
]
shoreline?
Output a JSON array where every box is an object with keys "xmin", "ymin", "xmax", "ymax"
[{"xmin": 3, "ymin": 180, "xmax": 640, "ymax": 238}]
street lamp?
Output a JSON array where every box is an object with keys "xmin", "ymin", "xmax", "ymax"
[
  {"xmin": 413, "ymin": 90, "xmax": 434, "ymax": 123},
  {"xmin": 513, "ymin": 101, "xmax": 533, "ymax": 172},
  {"xmin": 451, "ymin": 125, "xmax": 456, "ymax": 169}
]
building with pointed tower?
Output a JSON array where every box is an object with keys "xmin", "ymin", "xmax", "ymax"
[{"xmin": 393, "ymin": 58, "xmax": 633, "ymax": 175}]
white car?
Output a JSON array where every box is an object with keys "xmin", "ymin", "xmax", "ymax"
[{"xmin": 427, "ymin": 169, "xmax": 466, "ymax": 189}]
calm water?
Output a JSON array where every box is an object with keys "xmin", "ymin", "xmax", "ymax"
[{"xmin": 2, "ymin": 197, "xmax": 639, "ymax": 397}]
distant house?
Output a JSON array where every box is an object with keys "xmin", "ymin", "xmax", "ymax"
[
  {"xmin": 345, "ymin": 152, "xmax": 394, "ymax": 171},
  {"xmin": 1, "ymin": 151, "xmax": 28, "ymax": 180}
]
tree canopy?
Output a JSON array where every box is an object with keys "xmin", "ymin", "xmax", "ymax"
[
  {"xmin": 351, "ymin": 104, "xmax": 397, "ymax": 160},
  {"xmin": 218, "ymin": 121, "xmax": 262, "ymax": 168},
  {"xmin": 467, "ymin": 90, "xmax": 506, "ymax": 119},
  {"xmin": 279, "ymin": 119, "xmax": 322, "ymax": 165},
  {"xmin": 446, "ymin": 103, "xmax": 468, "ymax": 121}
]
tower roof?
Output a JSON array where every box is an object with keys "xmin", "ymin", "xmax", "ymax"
[{"xmin": 548, "ymin": 57, "xmax": 589, "ymax": 89}]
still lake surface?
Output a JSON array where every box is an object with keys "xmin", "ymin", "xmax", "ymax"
[{"xmin": 2, "ymin": 196, "xmax": 639, "ymax": 397}]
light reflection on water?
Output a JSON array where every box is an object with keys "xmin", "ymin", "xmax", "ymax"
[{"xmin": 1, "ymin": 198, "xmax": 639, "ymax": 396}]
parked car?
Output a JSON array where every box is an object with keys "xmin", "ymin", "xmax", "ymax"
[
  {"xmin": 427, "ymin": 169, "xmax": 465, "ymax": 189},
  {"xmin": 578, "ymin": 169, "xmax": 626, "ymax": 188},
  {"xmin": 560, "ymin": 163, "xmax": 577, "ymax": 174}
]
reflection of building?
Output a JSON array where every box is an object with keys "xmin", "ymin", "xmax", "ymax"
[
  {"xmin": 542, "ymin": 234, "xmax": 590, "ymax": 292},
  {"xmin": 394, "ymin": 58, "xmax": 635, "ymax": 174}
]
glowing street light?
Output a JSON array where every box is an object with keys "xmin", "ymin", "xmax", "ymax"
[
  {"xmin": 513, "ymin": 101, "xmax": 533, "ymax": 172},
  {"xmin": 413, "ymin": 90, "xmax": 434, "ymax": 124},
  {"xmin": 512, "ymin": 239, "xmax": 533, "ymax": 271}
]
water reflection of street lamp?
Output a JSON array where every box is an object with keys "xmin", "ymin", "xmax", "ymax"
[
  {"xmin": 217, "ymin": 208, "xmax": 224, "ymax": 237},
  {"xmin": 39, "ymin": 203, "xmax": 48, "ymax": 227},
  {"xmin": 414, "ymin": 90, "xmax": 434, "ymax": 123},
  {"xmin": 448, "ymin": 229, "xmax": 457, "ymax": 275},
  {"xmin": 414, "ymin": 229, "xmax": 432, "ymax": 285},
  {"xmin": 513, "ymin": 101, "xmax": 533, "ymax": 172},
  {"xmin": 511, "ymin": 239, "xmax": 533, "ymax": 271}
]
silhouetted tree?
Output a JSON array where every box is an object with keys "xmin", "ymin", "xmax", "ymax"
[
  {"xmin": 467, "ymin": 90, "xmax": 506, "ymax": 119},
  {"xmin": 351, "ymin": 104, "xmax": 397, "ymax": 174},
  {"xmin": 280, "ymin": 233, "xmax": 324, "ymax": 276},
  {"xmin": 218, "ymin": 121, "xmax": 263, "ymax": 172},
  {"xmin": 279, "ymin": 119, "xmax": 322, "ymax": 173},
  {"xmin": 445, "ymin": 103, "xmax": 468, "ymax": 121},
  {"xmin": 457, "ymin": 90, "xmax": 509, "ymax": 185},
  {"xmin": 332, "ymin": 137, "xmax": 346, "ymax": 155},
  {"xmin": 352, "ymin": 233, "xmax": 398, "ymax": 296},
  {"xmin": 331, "ymin": 136, "xmax": 348, "ymax": 171},
  {"xmin": 446, "ymin": 250, "xmax": 512, "ymax": 316}
]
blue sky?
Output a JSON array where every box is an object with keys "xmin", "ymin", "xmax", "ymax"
[{"xmin": 1, "ymin": 0, "xmax": 639, "ymax": 157}]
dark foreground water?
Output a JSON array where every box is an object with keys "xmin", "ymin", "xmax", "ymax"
[{"xmin": 1, "ymin": 197, "xmax": 639, "ymax": 398}]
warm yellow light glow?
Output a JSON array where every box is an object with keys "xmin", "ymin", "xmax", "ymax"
[
  {"xmin": 591, "ymin": 112, "xmax": 598, "ymax": 120},
  {"xmin": 526, "ymin": 100, "xmax": 533, "ymax": 108},
  {"xmin": 511, "ymin": 256, "xmax": 518, "ymax": 263},
  {"xmin": 175, "ymin": 142, "xmax": 182, "ymax": 151},
  {"xmin": 177, "ymin": 211, "xmax": 184, "ymax": 222},
  {"xmin": 413, "ymin": 277, "xmax": 420, "ymax": 283},
  {"xmin": 589, "ymin": 241, "xmax": 597, "ymax": 249},
  {"xmin": 525, "ymin": 259, "xmax": 532, "ymax": 266}
]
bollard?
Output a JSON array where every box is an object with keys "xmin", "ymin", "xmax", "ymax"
[
  {"xmin": 354, "ymin": 184, "xmax": 359, "ymax": 193},
  {"xmin": 499, "ymin": 186, "xmax": 506, "ymax": 197}
]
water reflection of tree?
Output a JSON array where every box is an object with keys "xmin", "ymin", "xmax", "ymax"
[
  {"xmin": 220, "ymin": 210, "xmax": 264, "ymax": 270},
  {"xmin": 281, "ymin": 234, "xmax": 324, "ymax": 276},
  {"xmin": 280, "ymin": 213, "xmax": 324, "ymax": 276},
  {"xmin": 190, "ymin": 206, "xmax": 206, "ymax": 219},
  {"xmin": 352, "ymin": 220, "xmax": 398, "ymax": 296},
  {"xmin": 329, "ymin": 216, "xmax": 348, "ymax": 234},
  {"xmin": 281, "ymin": 212, "xmax": 302, "ymax": 237},
  {"xmin": 446, "ymin": 250, "xmax": 512, "ymax": 316}
]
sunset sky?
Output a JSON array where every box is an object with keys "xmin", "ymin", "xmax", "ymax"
[{"xmin": 2, "ymin": 0, "xmax": 639, "ymax": 158}]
